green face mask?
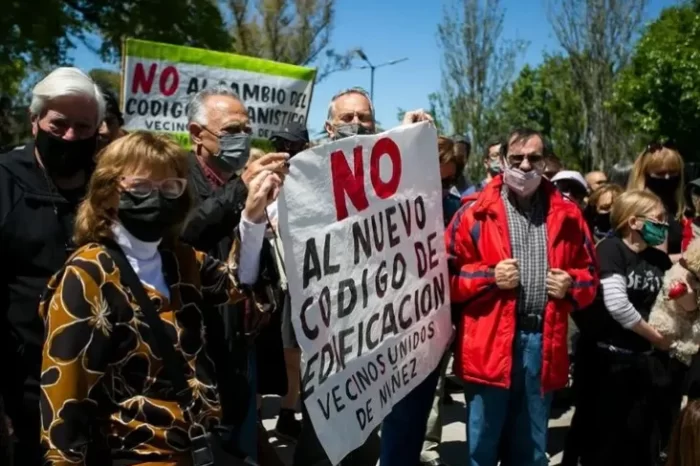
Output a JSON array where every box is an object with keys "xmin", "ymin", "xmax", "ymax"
[
  {"xmin": 640, "ymin": 220, "xmax": 668, "ymax": 247},
  {"xmin": 488, "ymin": 159, "xmax": 502, "ymax": 174}
]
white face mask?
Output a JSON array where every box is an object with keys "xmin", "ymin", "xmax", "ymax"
[{"xmin": 503, "ymin": 166, "xmax": 542, "ymax": 197}]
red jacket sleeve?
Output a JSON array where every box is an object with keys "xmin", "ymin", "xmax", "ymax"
[
  {"xmin": 682, "ymin": 217, "xmax": 693, "ymax": 252},
  {"xmin": 444, "ymin": 205, "xmax": 496, "ymax": 305},
  {"xmin": 565, "ymin": 213, "xmax": 599, "ymax": 310}
]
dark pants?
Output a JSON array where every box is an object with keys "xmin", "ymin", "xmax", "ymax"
[
  {"xmin": 567, "ymin": 340, "xmax": 686, "ymax": 466},
  {"xmin": 292, "ymin": 396, "xmax": 380, "ymax": 466},
  {"xmin": 9, "ymin": 398, "xmax": 42, "ymax": 466},
  {"xmin": 379, "ymin": 363, "xmax": 442, "ymax": 465}
]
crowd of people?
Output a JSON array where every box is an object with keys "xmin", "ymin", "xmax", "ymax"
[{"xmin": 3, "ymin": 65, "xmax": 700, "ymax": 466}]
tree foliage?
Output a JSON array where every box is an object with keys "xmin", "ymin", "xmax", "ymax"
[
  {"xmin": 612, "ymin": 2, "xmax": 700, "ymax": 161},
  {"xmin": 496, "ymin": 55, "xmax": 585, "ymax": 169},
  {"xmin": 433, "ymin": 0, "xmax": 527, "ymax": 156},
  {"xmin": 225, "ymin": 0, "xmax": 354, "ymax": 81},
  {"xmin": 2, "ymin": 0, "xmax": 231, "ymax": 91},
  {"xmin": 1, "ymin": 0, "xmax": 351, "ymax": 99},
  {"xmin": 547, "ymin": 0, "xmax": 647, "ymax": 170},
  {"xmin": 89, "ymin": 69, "xmax": 121, "ymax": 94}
]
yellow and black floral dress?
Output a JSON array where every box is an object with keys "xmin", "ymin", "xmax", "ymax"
[{"xmin": 38, "ymin": 241, "xmax": 264, "ymax": 466}]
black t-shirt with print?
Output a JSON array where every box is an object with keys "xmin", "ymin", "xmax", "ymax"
[{"xmin": 589, "ymin": 236, "xmax": 672, "ymax": 352}]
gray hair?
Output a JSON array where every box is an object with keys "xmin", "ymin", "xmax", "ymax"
[
  {"xmin": 326, "ymin": 87, "xmax": 375, "ymax": 122},
  {"xmin": 29, "ymin": 67, "xmax": 106, "ymax": 125},
  {"xmin": 186, "ymin": 84, "xmax": 241, "ymax": 125}
]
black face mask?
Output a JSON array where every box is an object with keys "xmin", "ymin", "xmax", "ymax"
[
  {"xmin": 117, "ymin": 191, "xmax": 183, "ymax": 242},
  {"xmin": 35, "ymin": 127, "xmax": 98, "ymax": 178},
  {"xmin": 646, "ymin": 175, "xmax": 680, "ymax": 200},
  {"xmin": 594, "ymin": 212, "xmax": 612, "ymax": 234}
]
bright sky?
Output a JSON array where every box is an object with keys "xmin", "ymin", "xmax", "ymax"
[{"xmin": 69, "ymin": 0, "xmax": 678, "ymax": 138}]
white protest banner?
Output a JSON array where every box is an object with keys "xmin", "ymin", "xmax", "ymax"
[
  {"xmin": 277, "ymin": 122, "xmax": 453, "ymax": 465},
  {"xmin": 120, "ymin": 38, "xmax": 316, "ymax": 146}
]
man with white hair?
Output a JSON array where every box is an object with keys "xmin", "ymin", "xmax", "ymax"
[
  {"xmin": 0, "ymin": 67, "xmax": 104, "ymax": 465},
  {"xmin": 181, "ymin": 84, "xmax": 288, "ymax": 465}
]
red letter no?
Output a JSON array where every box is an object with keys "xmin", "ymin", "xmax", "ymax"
[
  {"xmin": 131, "ymin": 63, "xmax": 179, "ymax": 96},
  {"xmin": 131, "ymin": 63, "xmax": 156, "ymax": 94},
  {"xmin": 330, "ymin": 138, "xmax": 402, "ymax": 222},
  {"xmin": 370, "ymin": 138, "xmax": 402, "ymax": 199},
  {"xmin": 159, "ymin": 66, "xmax": 179, "ymax": 96},
  {"xmin": 331, "ymin": 146, "xmax": 368, "ymax": 222}
]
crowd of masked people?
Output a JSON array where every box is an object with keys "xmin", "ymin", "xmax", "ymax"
[{"xmin": 4, "ymin": 65, "xmax": 700, "ymax": 466}]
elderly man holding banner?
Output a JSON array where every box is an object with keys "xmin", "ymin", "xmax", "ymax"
[{"xmin": 276, "ymin": 87, "xmax": 452, "ymax": 466}]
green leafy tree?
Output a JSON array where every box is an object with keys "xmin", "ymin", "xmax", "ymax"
[
  {"xmin": 612, "ymin": 1, "xmax": 700, "ymax": 161},
  {"xmin": 1, "ymin": 0, "xmax": 231, "ymax": 80},
  {"xmin": 497, "ymin": 55, "xmax": 585, "ymax": 169},
  {"xmin": 225, "ymin": 0, "xmax": 355, "ymax": 82},
  {"xmin": 89, "ymin": 69, "xmax": 121, "ymax": 94}
]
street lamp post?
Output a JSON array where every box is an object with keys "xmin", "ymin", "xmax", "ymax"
[{"xmin": 355, "ymin": 51, "xmax": 408, "ymax": 102}]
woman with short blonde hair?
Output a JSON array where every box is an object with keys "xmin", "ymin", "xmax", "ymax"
[
  {"xmin": 39, "ymin": 131, "xmax": 281, "ymax": 466},
  {"xmin": 627, "ymin": 143, "xmax": 686, "ymax": 256},
  {"xmin": 569, "ymin": 189, "xmax": 680, "ymax": 466}
]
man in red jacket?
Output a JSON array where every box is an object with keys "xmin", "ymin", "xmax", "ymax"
[{"xmin": 445, "ymin": 128, "xmax": 598, "ymax": 466}]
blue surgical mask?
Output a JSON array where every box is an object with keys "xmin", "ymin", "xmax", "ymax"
[{"xmin": 217, "ymin": 133, "xmax": 251, "ymax": 172}]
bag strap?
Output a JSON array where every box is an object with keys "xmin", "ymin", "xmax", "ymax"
[{"xmin": 102, "ymin": 240, "xmax": 195, "ymax": 417}]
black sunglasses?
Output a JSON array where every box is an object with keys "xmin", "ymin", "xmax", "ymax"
[{"xmin": 645, "ymin": 139, "xmax": 677, "ymax": 155}]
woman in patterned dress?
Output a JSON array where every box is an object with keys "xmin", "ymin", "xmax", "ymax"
[{"xmin": 38, "ymin": 131, "xmax": 283, "ymax": 466}]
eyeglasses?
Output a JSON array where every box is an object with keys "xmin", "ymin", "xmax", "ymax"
[
  {"xmin": 337, "ymin": 111, "xmax": 374, "ymax": 124},
  {"xmin": 203, "ymin": 125, "xmax": 252, "ymax": 137},
  {"xmin": 120, "ymin": 177, "xmax": 188, "ymax": 199},
  {"xmin": 505, "ymin": 153, "xmax": 545, "ymax": 169},
  {"xmin": 554, "ymin": 180, "xmax": 587, "ymax": 198}
]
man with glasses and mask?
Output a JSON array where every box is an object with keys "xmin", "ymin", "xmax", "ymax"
[
  {"xmin": 182, "ymin": 85, "xmax": 288, "ymax": 464},
  {"xmin": 446, "ymin": 128, "xmax": 597, "ymax": 466},
  {"xmin": 0, "ymin": 67, "xmax": 105, "ymax": 466}
]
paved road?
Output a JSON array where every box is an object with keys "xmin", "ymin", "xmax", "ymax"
[{"xmin": 260, "ymin": 388, "xmax": 574, "ymax": 466}]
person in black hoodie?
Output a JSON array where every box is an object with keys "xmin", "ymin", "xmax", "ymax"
[
  {"xmin": 181, "ymin": 85, "xmax": 288, "ymax": 464},
  {"xmin": 0, "ymin": 67, "xmax": 105, "ymax": 465}
]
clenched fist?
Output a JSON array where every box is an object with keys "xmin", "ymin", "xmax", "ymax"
[
  {"xmin": 546, "ymin": 268, "xmax": 573, "ymax": 299},
  {"xmin": 495, "ymin": 259, "xmax": 520, "ymax": 290}
]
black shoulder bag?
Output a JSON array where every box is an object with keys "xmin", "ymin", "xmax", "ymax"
[{"xmin": 102, "ymin": 241, "xmax": 258, "ymax": 466}]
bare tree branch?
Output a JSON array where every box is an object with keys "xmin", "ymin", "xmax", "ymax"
[
  {"xmin": 546, "ymin": 0, "xmax": 646, "ymax": 169},
  {"xmin": 436, "ymin": 0, "xmax": 527, "ymax": 153}
]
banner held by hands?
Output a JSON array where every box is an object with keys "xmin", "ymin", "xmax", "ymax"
[{"xmin": 277, "ymin": 122, "xmax": 453, "ymax": 465}]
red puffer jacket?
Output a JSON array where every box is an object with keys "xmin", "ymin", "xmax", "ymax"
[{"xmin": 445, "ymin": 176, "xmax": 598, "ymax": 393}]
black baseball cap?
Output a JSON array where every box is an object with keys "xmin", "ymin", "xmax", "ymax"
[{"xmin": 270, "ymin": 121, "xmax": 309, "ymax": 143}]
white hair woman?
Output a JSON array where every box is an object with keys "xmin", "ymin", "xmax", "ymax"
[{"xmin": 0, "ymin": 66, "xmax": 106, "ymax": 465}]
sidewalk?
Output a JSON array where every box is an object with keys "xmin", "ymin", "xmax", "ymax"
[{"xmin": 260, "ymin": 390, "xmax": 574, "ymax": 466}]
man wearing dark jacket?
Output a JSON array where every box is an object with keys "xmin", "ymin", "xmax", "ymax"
[
  {"xmin": 181, "ymin": 85, "xmax": 288, "ymax": 463},
  {"xmin": 0, "ymin": 67, "xmax": 105, "ymax": 465}
]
